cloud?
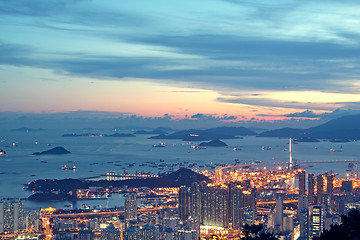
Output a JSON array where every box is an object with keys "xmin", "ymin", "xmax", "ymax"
[
  {"xmin": 1, "ymin": 0, "xmax": 360, "ymax": 116},
  {"xmin": 283, "ymin": 108, "xmax": 360, "ymax": 119}
]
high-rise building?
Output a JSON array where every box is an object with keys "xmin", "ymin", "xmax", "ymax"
[
  {"xmin": 298, "ymin": 195, "xmax": 308, "ymax": 216},
  {"xmin": 230, "ymin": 184, "xmax": 256, "ymax": 229},
  {"xmin": 309, "ymin": 205, "xmax": 324, "ymax": 239},
  {"xmin": 201, "ymin": 184, "xmax": 229, "ymax": 228},
  {"xmin": 125, "ymin": 193, "xmax": 137, "ymax": 227},
  {"xmin": 316, "ymin": 175, "xmax": 324, "ymax": 204},
  {"xmin": 298, "ymin": 208, "xmax": 309, "ymax": 240},
  {"xmin": 179, "ymin": 186, "xmax": 191, "ymax": 221},
  {"xmin": 0, "ymin": 200, "xmax": 24, "ymax": 233},
  {"xmin": 274, "ymin": 196, "xmax": 283, "ymax": 231},
  {"xmin": 189, "ymin": 182, "xmax": 201, "ymax": 222},
  {"xmin": 308, "ymin": 173, "xmax": 315, "ymax": 205},
  {"xmin": 298, "ymin": 170, "xmax": 306, "ymax": 196}
]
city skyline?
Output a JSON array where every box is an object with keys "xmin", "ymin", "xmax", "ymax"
[{"xmin": 1, "ymin": 1, "xmax": 360, "ymax": 122}]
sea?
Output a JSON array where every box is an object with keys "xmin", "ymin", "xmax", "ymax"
[{"xmin": 0, "ymin": 129, "xmax": 359, "ymax": 210}]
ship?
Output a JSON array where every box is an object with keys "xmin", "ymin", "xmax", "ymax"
[
  {"xmin": 153, "ymin": 143, "xmax": 165, "ymax": 147},
  {"xmin": 330, "ymin": 146, "xmax": 343, "ymax": 152},
  {"xmin": 61, "ymin": 164, "xmax": 76, "ymax": 170}
]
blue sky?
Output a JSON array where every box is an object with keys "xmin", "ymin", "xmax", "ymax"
[{"xmin": 1, "ymin": 0, "xmax": 360, "ymax": 122}]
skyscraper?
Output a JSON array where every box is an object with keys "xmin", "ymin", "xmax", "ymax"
[
  {"xmin": 230, "ymin": 185, "xmax": 256, "ymax": 229},
  {"xmin": 179, "ymin": 186, "xmax": 191, "ymax": 221},
  {"xmin": 125, "ymin": 193, "xmax": 137, "ymax": 226},
  {"xmin": 298, "ymin": 170, "xmax": 306, "ymax": 196},
  {"xmin": 316, "ymin": 174, "xmax": 324, "ymax": 204},
  {"xmin": 308, "ymin": 173, "xmax": 315, "ymax": 205},
  {"xmin": 274, "ymin": 196, "xmax": 283, "ymax": 231},
  {"xmin": 309, "ymin": 205, "xmax": 324, "ymax": 239}
]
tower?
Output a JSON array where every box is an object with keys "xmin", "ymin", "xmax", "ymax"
[{"xmin": 289, "ymin": 137, "xmax": 293, "ymax": 168}]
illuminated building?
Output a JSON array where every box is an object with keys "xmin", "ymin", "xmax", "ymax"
[
  {"xmin": 316, "ymin": 174, "xmax": 324, "ymax": 204},
  {"xmin": 230, "ymin": 184, "xmax": 256, "ymax": 229},
  {"xmin": 309, "ymin": 205, "xmax": 324, "ymax": 239},
  {"xmin": 201, "ymin": 183, "xmax": 229, "ymax": 228},
  {"xmin": 308, "ymin": 173, "xmax": 315, "ymax": 205},
  {"xmin": 298, "ymin": 170, "xmax": 306, "ymax": 196},
  {"xmin": 189, "ymin": 182, "xmax": 201, "ymax": 222},
  {"xmin": 125, "ymin": 193, "xmax": 137, "ymax": 225},
  {"xmin": 0, "ymin": 200, "xmax": 24, "ymax": 233},
  {"xmin": 25, "ymin": 210, "xmax": 40, "ymax": 232},
  {"xmin": 283, "ymin": 213, "xmax": 294, "ymax": 233},
  {"xmin": 175, "ymin": 229, "xmax": 198, "ymax": 240},
  {"xmin": 179, "ymin": 186, "xmax": 191, "ymax": 221}
]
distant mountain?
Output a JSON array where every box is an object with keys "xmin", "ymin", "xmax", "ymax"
[
  {"xmin": 62, "ymin": 133, "xmax": 135, "ymax": 137},
  {"xmin": 149, "ymin": 127, "xmax": 256, "ymax": 141},
  {"xmin": 11, "ymin": 127, "xmax": 45, "ymax": 132},
  {"xmin": 32, "ymin": 146, "xmax": 71, "ymax": 155},
  {"xmin": 199, "ymin": 139, "xmax": 228, "ymax": 147},
  {"xmin": 105, "ymin": 133, "xmax": 135, "ymax": 138},
  {"xmin": 258, "ymin": 115, "xmax": 360, "ymax": 140},
  {"xmin": 257, "ymin": 128, "xmax": 305, "ymax": 138},
  {"xmin": 134, "ymin": 127, "xmax": 169, "ymax": 135}
]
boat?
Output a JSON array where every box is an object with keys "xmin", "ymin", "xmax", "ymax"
[
  {"xmin": 233, "ymin": 147, "xmax": 242, "ymax": 151},
  {"xmin": 61, "ymin": 164, "xmax": 76, "ymax": 170},
  {"xmin": 191, "ymin": 145, "xmax": 206, "ymax": 150},
  {"xmin": 0, "ymin": 149, "xmax": 6, "ymax": 155},
  {"xmin": 153, "ymin": 143, "xmax": 165, "ymax": 147},
  {"xmin": 330, "ymin": 146, "xmax": 343, "ymax": 152},
  {"xmin": 262, "ymin": 146, "xmax": 271, "ymax": 150}
]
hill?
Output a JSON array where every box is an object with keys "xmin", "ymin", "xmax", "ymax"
[
  {"xmin": 258, "ymin": 115, "xmax": 360, "ymax": 140},
  {"xmin": 199, "ymin": 139, "xmax": 228, "ymax": 147},
  {"xmin": 32, "ymin": 146, "xmax": 71, "ymax": 155},
  {"xmin": 26, "ymin": 168, "xmax": 210, "ymax": 200}
]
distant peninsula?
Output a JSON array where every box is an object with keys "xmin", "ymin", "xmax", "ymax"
[
  {"xmin": 32, "ymin": 146, "xmax": 71, "ymax": 155},
  {"xmin": 199, "ymin": 139, "xmax": 228, "ymax": 147},
  {"xmin": 149, "ymin": 127, "xmax": 255, "ymax": 141},
  {"xmin": 26, "ymin": 168, "xmax": 210, "ymax": 201},
  {"xmin": 62, "ymin": 133, "xmax": 135, "ymax": 138}
]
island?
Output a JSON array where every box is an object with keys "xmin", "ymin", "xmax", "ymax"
[
  {"xmin": 149, "ymin": 127, "xmax": 255, "ymax": 141},
  {"xmin": 32, "ymin": 146, "xmax": 71, "ymax": 155},
  {"xmin": 199, "ymin": 139, "xmax": 228, "ymax": 147},
  {"xmin": 26, "ymin": 168, "xmax": 210, "ymax": 201}
]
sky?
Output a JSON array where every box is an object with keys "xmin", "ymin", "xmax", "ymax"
[{"xmin": 1, "ymin": 0, "xmax": 360, "ymax": 125}]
